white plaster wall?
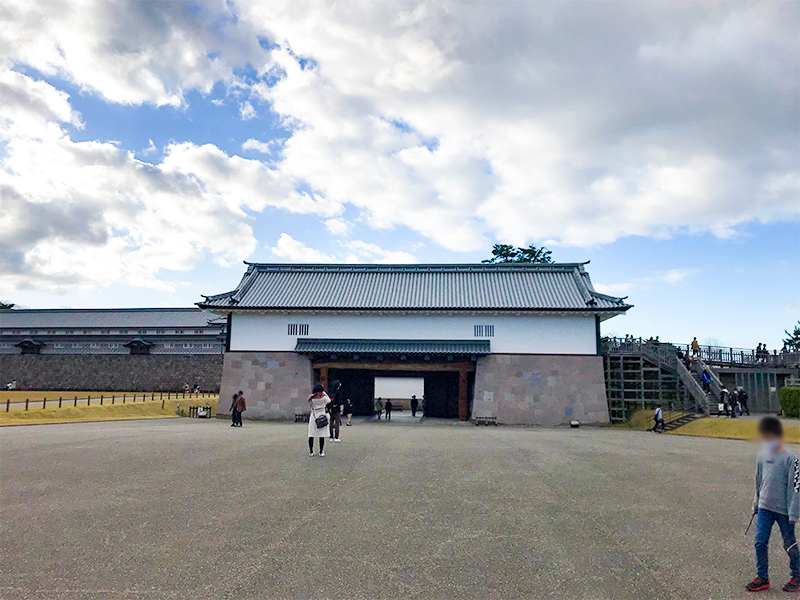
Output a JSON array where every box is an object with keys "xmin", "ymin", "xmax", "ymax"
[{"xmin": 230, "ymin": 313, "xmax": 597, "ymax": 355}]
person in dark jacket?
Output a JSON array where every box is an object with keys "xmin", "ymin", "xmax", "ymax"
[
  {"xmin": 410, "ymin": 395, "xmax": 419, "ymax": 417},
  {"xmin": 701, "ymin": 370, "xmax": 712, "ymax": 393},
  {"xmin": 384, "ymin": 399, "xmax": 393, "ymax": 420},
  {"xmin": 229, "ymin": 392, "xmax": 239, "ymax": 427},
  {"xmin": 230, "ymin": 391, "xmax": 246, "ymax": 427},
  {"xmin": 739, "ymin": 387, "xmax": 751, "ymax": 416},
  {"xmin": 327, "ymin": 380, "xmax": 343, "ymax": 442},
  {"xmin": 344, "ymin": 398, "xmax": 353, "ymax": 426},
  {"xmin": 720, "ymin": 387, "xmax": 732, "ymax": 418}
]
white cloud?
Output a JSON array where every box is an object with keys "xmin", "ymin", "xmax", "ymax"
[
  {"xmin": 242, "ymin": 138, "xmax": 274, "ymax": 154},
  {"xmin": 241, "ymin": 1, "xmax": 797, "ymax": 248},
  {"xmin": 239, "ymin": 101, "xmax": 256, "ymax": 120},
  {"xmin": 324, "ymin": 218, "xmax": 352, "ymax": 237},
  {"xmin": 0, "ymin": 1, "xmax": 798, "ymax": 295},
  {"xmin": 0, "ymin": 71, "xmax": 336, "ymax": 294},
  {"xmin": 0, "ymin": 0, "xmax": 269, "ymax": 106},
  {"xmin": 594, "ymin": 268, "xmax": 699, "ymax": 297},
  {"xmin": 270, "ymin": 233, "xmax": 416, "ymax": 264}
]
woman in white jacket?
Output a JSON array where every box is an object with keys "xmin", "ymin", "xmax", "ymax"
[{"xmin": 307, "ymin": 384, "xmax": 330, "ymax": 456}]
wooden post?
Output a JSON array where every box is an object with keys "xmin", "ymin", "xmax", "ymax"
[
  {"xmin": 112, "ymin": 395, "xmax": 115, "ymax": 405},
  {"xmin": 74, "ymin": 396, "xmax": 77, "ymax": 407},
  {"xmin": 162, "ymin": 398, "xmax": 165, "ymax": 409},
  {"xmin": 87, "ymin": 396, "xmax": 90, "ymax": 406},
  {"xmin": 59, "ymin": 397, "xmax": 62, "ymax": 408},
  {"xmin": 6, "ymin": 399, "xmax": 9, "ymax": 412},
  {"xmin": 458, "ymin": 369, "xmax": 469, "ymax": 422},
  {"xmin": 160, "ymin": 392, "xmax": 163, "ymax": 400},
  {"xmin": 25, "ymin": 398, "xmax": 29, "ymax": 411},
  {"xmin": 122, "ymin": 394, "xmax": 125, "ymax": 404},
  {"xmin": 100, "ymin": 395, "xmax": 103, "ymax": 406},
  {"xmin": 42, "ymin": 397, "xmax": 46, "ymax": 409},
  {"xmin": 319, "ymin": 366, "xmax": 329, "ymax": 390}
]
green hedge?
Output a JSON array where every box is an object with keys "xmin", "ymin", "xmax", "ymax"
[{"xmin": 780, "ymin": 387, "xmax": 800, "ymax": 418}]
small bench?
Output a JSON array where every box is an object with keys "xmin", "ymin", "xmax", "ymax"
[
  {"xmin": 473, "ymin": 416, "xmax": 497, "ymax": 426},
  {"xmin": 189, "ymin": 406, "xmax": 213, "ymax": 418}
]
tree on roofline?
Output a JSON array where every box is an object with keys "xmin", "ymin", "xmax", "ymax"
[
  {"xmin": 482, "ymin": 244, "xmax": 554, "ymax": 264},
  {"xmin": 784, "ymin": 321, "xmax": 800, "ymax": 352}
]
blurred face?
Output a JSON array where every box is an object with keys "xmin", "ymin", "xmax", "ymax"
[{"xmin": 760, "ymin": 432, "xmax": 781, "ymax": 452}]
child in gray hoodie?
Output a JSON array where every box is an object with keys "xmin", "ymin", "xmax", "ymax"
[{"xmin": 746, "ymin": 416, "xmax": 800, "ymax": 593}]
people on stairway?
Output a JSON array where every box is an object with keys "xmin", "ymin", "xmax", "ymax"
[
  {"xmin": 701, "ymin": 370, "xmax": 712, "ymax": 393},
  {"xmin": 691, "ymin": 337, "xmax": 700, "ymax": 356}
]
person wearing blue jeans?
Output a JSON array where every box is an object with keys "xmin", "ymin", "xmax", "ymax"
[{"xmin": 746, "ymin": 416, "xmax": 800, "ymax": 593}]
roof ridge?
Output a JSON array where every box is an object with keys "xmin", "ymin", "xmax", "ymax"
[
  {"xmin": 242, "ymin": 262, "xmax": 590, "ymax": 272},
  {"xmin": 0, "ymin": 307, "xmax": 201, "ymax": 313}
]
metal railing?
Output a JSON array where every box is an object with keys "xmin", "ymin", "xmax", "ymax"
[
  {"xmin": 675, "ymin": 359, "xmax": 709, "ymax": 416},
  {"xmin": 4, "ymin": 391, "xmax": 217, "ymax": 412},
  {"xmin": 604, "ymin": 337, "xmax": 799, "ymax": 368},
  {"xmin": 692, "ymin": 357, "xmax": 723, "ymax": 401}
]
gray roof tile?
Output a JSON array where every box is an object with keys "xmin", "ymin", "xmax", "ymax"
[
  {"xmin": 295, "ymin": 338, "xmax": 491, "ymax": 355},
  {"xmin": 0, "ymin": 308, "xmax": 222, "ymax": 329},
  {"xmin": 199, "ymin": 263, "xmax": 631, "ymax": 313}
]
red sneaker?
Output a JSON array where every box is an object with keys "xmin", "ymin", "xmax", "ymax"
[
  {"xmin": 783, "ymin": 578, "xmax": 800, "ymax": 592},
  {"xmin": 746, "ymin": 577, "xmax": 770, "ymax": 592}
]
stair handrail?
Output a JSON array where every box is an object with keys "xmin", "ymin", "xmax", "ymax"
[
  {"xmin": 675, "ymin": 358, "xmax": 710, "ymax": 416},
  {"xmin": 692, "ymin": 357, "xmax": 723, "ymax": 402}
]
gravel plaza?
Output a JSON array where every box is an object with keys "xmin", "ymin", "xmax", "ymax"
[{"xmin": 1, "ymin": 418, "xmax": 795, "ymax": 600}]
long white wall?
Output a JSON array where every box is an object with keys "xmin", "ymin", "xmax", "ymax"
[{"xmin": 229, "ymin": 312, "xmax": 598, "ymax": 355}]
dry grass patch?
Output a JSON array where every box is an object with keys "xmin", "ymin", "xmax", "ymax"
[
  {"xmin": 0, "ymin": 397, "xmax": 218, "ymax": 426},
  {"xmin": 669, "ymin": 417, "xmax": 800, "ymax": 444}
]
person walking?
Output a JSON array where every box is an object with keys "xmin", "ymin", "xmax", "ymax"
[
  {"xmin": 701, "ymin": 370, "xmax": 712, "ymax": 394},
  {"xmin": 410, "ymin": 395, "xmax": 419, "ymax": 417},
  {"xmin": 307, "ymin": 384, "xmax": 330, "ymax": 456},
  {"xmin": 375, "ymin": 397, "xmax": 383, "ymax": 420},
  {"xmin": 691, "ymin": 337, "xmax": 700, "ymax": 357},
  {"xmin": 234, "ymin": 391, "xmax": 246, "ymax": 426},
  {"xmin": 653, "ymin": 405, "xmax": 665, "ymax": 433},
  {"xmin": 229, "ymin": 392, "xmax": 241, "ymax": 427},
  {"xmin": 327, "ymin": 380, "xmax": 343, "ymax": 442},
  {"xmin": 344, "ymin": 398, "xmax": 353, "ymax": 426},
  {"xmin": 740, "ymin": 387, "xmax": 751, "ymax": 416},
  {"xmin": 720, "ymin": 387, "xmax": 731, "ymax": 417},
  {"xmin": 384, "ymin": 399, "xmax": 393, "ymax": 421},
  {"xmin": 744, "ymin": 417, "xmax": 800, "ymax": 592}
]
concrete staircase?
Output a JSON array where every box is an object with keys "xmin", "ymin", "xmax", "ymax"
[{"xmin": 663, "ymin": 411, "xmax": 702, "ymax": 431}]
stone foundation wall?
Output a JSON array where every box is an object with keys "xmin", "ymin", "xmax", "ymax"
[
  {"xmin": 218, "ymin": 351, "xmax": 313, "ymax": 420},
  {"xmin": 472, "ymin": 354, "xmax": 609, "ymax": 426},
  {"xmin": 0, "ymin": 354, "xmax": 223, "ymax": 391}
]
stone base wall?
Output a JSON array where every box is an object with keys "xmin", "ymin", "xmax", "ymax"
[
  {"xmin": 218, "ymin": 351, "xmax": 313, "ymax": 420},
  {"xmin": 472, "ymin": 354, "xmax": 609, "ymax": 426},
  {"xmin": 0, "ymin": 354, "xmax": 223, "ymax": 391}
]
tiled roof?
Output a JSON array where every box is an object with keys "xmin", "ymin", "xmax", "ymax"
[
  {"xmin": 199, "ymin": 263, "xmax": 631, "ymax": 313},
  {"xmin": 0, "ymin": 308, "xmax": 223, "ymax": 329},
  {"xmin": 295, "ymin": 338, "xmax": 491, "ymax": 356}
]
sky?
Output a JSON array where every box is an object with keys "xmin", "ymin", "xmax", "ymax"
[{"xmin": 0, "ymin": 0, "xmax": 798, "ymax": 349}]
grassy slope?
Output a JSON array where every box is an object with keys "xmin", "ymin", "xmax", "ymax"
[
  {"xmin": 671, "ymin": 418, "xmax": 800, "ymax": 444},
  {"xmin": 621, "ymin": 409, "xmax": 800, "ymax": 443},
  {"xmin": 0, "ymin": 398, "xmax": 218, "ymax": 426}
]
